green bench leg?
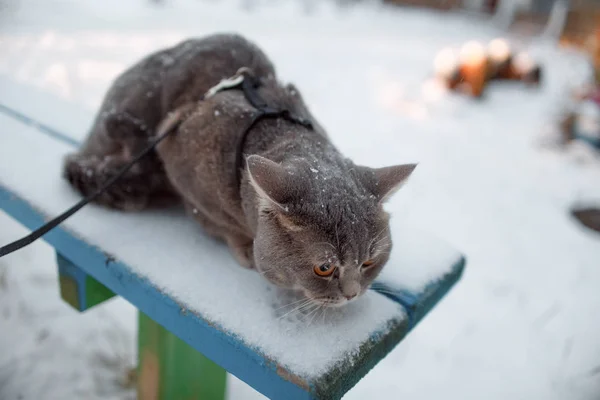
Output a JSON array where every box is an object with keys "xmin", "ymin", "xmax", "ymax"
[
  {"xmin": 137, "ymin": 311, "xmax": 227, "ymax": 400},
  {"xmin": 56, "ymin": 252, "xmax": 115, "ymax": 311}
]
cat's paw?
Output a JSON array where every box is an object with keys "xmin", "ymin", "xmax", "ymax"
[
  {"xmin": 104, "ymin": 111, "xmax": 149, "ymax": 141},
  {"xmin": 62, "ymin": 152, "xmax": 159, "ymax": 211},
  {"xmin": 227, "ymin": 237, "xmax": 255, "ymax": 269}
]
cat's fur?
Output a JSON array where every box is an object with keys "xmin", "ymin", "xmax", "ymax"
[{"xmin": 64, "ymin": 33, "xmax": 416, "ymax": 307}]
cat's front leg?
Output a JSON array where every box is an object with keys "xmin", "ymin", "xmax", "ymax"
[
  {"xmin": 226, "ymin": 235, "xmax": 255, "ymax": 270},
  {"xmin": 183, "ymin": 202, "xmax": 255, "ymax": 268}
]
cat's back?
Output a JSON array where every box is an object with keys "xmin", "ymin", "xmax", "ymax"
[
  {"xmin": 102, "ymin": 33, "xmax": 276, "ymax": 121},
  {"xmin": 162, "ymin": 33, "xmax": 277, "ymax": 109}
]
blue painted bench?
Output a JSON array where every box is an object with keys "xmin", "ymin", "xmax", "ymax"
[{"xmin": 0, "ymin": 79, "xmax": 465, "ymax": 400}]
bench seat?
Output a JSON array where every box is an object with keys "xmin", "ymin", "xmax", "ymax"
[{"xmin": 0, "ymin": 80, "xmax": 465, "ymax": 400}]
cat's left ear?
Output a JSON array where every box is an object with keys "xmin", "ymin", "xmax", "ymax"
[
  {"xmin": 357, "ymin": 163, "xmax": 417, "ymax": 203},
  {"xmin": 246, "ymin": 154, "xmax": 299, "ymax": 209}
]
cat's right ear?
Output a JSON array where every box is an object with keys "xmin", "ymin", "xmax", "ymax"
[
  {"xmin": 246, "ymin": 155, "xmax": 294, "ymax": 210},
  {"xmin": 356, "ymin": 163, "xmax": 417, "ymax": 203}
]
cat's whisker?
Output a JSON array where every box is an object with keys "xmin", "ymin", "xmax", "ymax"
[
  {"xmin": 371, "ymin": 241, "xmax": 391, "ymax": 257},
  {"xmin": 373, "ymin": 240, "xmax": 391, "ymax": 250},
  {"xmin": 257, "ymin": 266, "xmax": 276, "ymax": 276},
  {"xmin": 277, "ymin": 299, "xmax": 315, "ymax": 320},
  {"xmin": 301, "ymin": 302, "xmax": 320, "ymax": 316},
  {"xmin": 306, "ymin": 304, "xmax": 323, "ymax": 327},
  {"xmin": 373, "ymin": 236, "xmax": 390, "ymax": 246},
  {"xmin": 369, "ymin": 229, "xmax": 385, "ymax": 245},
  {"xmin": 312, "ymin": 307, "xmax": 324, "ymax": 327},
  {"xmin": 371, "ymin": 235, "xmax": 391, "ymax": 249},
  {"xmin": 317, "ymin": 305, "xmax": 326, "ymax": 323},
  {"xmin": 372, "ymin": 250, "xmax": 391, "ymax": 258},
  {"xmin": 368, "ymin": 227, "xmax": 389, "ymax": 249},
  {"xmin": 313, "ymin": 241, "xmax": 336, "ymax": 251},
  {"xmin": 374, "ymin": 227, "xmax": 388, "ymax": 240},
  {"xmin": 274, "ymin": 296, "xmax": 312, "ymax": 311},
  {"xmin": 340, "ymin": 240, "xmax": 351, "ymax": 255},
  {"xmin": 277, "ymin": 305, "xmax": 306, "ymax": 321},
  {"xmin": 298, "ymin": 303, "xmax": 320, "ymax": 325}
]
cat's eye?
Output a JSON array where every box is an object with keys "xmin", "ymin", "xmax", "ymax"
[
  {"xmin": 362, "ymin": 260, "xmax": 375, "ymax": 268},
  {"xmin": 314, "ymin": 263, "xmax": 335, "ymax": 277}
]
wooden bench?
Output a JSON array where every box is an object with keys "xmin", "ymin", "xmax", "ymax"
[{"xmin": 0, "ymin": 78, "xmax": 465, "ymax": 400}]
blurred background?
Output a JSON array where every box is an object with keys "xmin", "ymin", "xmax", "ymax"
[{"xmin": 0, "ymin": 0, "xmax": 599, "ymax": 399}]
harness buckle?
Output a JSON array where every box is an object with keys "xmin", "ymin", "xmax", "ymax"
[{"xmin": 204, "ymin": 67, "xmax": 253, "ymax": 99}]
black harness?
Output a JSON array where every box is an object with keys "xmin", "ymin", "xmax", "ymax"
[
  {"xmin": 227, "ymin": 71, "xmax": 313, "ymax": 185},
  {"xmin": 0, "ymin": 69, "xmax": 313, "ymax": 258}
]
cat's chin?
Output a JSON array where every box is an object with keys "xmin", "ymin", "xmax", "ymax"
[
  {"xmin": 287, "ymin": 288, "xmax": 357, "ymax": 308},
  {"xmin": 309, "ymin": 296, "xmax": 355, "ymax": 308}
]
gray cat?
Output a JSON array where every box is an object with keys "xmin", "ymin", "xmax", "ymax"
[{"xmin": 63, "ymin": 33, "xmax": 416, "ymax": 307}]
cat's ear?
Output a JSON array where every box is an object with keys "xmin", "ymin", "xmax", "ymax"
[
  {"xmin": 246, "ymin": 155, "xmax": 295, "ymax": 209},
  {"xmin": 357, "ymin": 163, "xmax": 417, "ymax": 203}
]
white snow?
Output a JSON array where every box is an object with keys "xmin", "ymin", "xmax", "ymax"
[
  {"xmin": 376, "ymin": 224, "xmax": 462, "ymax": 293},
  {"xmin": 1, "ymin": 0, "xmax": 600, "ymax": 399}
]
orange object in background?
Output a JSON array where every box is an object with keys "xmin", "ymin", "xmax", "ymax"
[
  {"xmin": 433, "ymin": 38, "xmax": 542, "ymax": 98},
  {"xmin": 487, "ymin": 38, "xmax": 512, "ymax": 80},
  {"xmin": 458, "ymin": 41, "xmax": 488, "ymax": 97}
]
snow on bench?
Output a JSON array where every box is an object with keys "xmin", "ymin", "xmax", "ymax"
[{"xmin": 0, "ymin": 82, "xmax": 465, "ymax": 400}]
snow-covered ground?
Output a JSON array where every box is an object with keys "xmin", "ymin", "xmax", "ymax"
[{"xmin": 1, "ymin": 0, "xmax": 600, "ymax": 399}]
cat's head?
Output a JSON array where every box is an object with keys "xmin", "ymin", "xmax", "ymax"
[{"xmin": 246, "ymin": 154, "xmax": 416, "ymax": 307}]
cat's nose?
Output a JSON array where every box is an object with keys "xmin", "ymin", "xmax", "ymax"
[{"xmin": 342, "ymin": 281, "xmax": 361, "ymax": 300}]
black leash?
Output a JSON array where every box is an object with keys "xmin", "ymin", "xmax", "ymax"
[
  {"xmin": 0, "ymin": 69, "xmax": 312, "ymax": 258},
  {"xmin": 0, "ymin": 109, "xmax": 185, "ymax": 258}
]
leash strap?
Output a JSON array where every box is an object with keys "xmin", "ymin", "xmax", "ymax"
[
  {"xmin": 0, "ymin": 106, "xmax": 190, "ymax": 258},
  {"xmin": 0, "ymin": 68, "xmax": 312, "ymax": 258}
]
